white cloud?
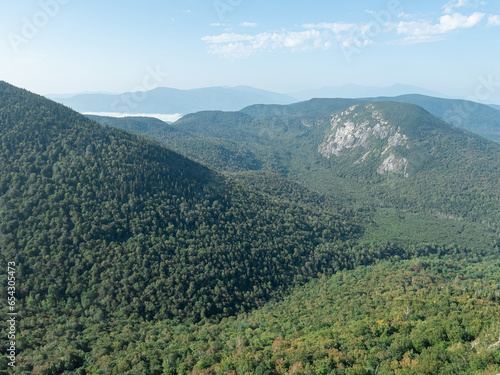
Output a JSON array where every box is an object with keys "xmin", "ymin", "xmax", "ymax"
[
  {"xmin": 202, "ymin": 33, "xmax": 254, "ymax": 44},
  {"xmin": 203, "ymin": 20, "xmax": 385, "ymax": 59},
  {"xmin": 396, "ymin": 12, "xmax": 485, "ymax": 43},
  {"xmin": 210, "ymin": 23, "xmax": 226, "ymax": 27},
  {"xmin": 488, "ymin": 15, "xmax": 500, "ymax": 26},
  {"xmin": 440, "ymin": 12, "xmax": 484, "ymax": 31},
  {"xmin": 240, "ymin": 22, "xmax": 258, "ymax": 27},
  {"xmin": 203, "ymin": 3, "xmax": 489, "ymax": 58},
  {"xmin": 303, "ymin": 22, "xmax": 358, "ymax": 34},
  {"xmin": 202, "ymin": 29, "xmax": 332, "ymax": 59},
  {"xmin": 443, "ymin": 0, "xmax": 486, "ymax": 14},
  {"xmin": 443, "ymin": 0, "xmax": 471, "ymax": 14},
  {"xmin": 283, "ymin": 30, "xmax": 324, "ymax": 48}
]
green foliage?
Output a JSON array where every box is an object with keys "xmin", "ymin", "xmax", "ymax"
[
  {"xmin": 12, "ymin": 254, "xmax": 500, "ymax": 374},
  {"xmin": 2, "ymin": 82, "xmax": 500, "ymax": 374},
  {"xmin": 0, "ymin": 81, "xmax": 364, "ymax": 324},
  {"xmin": 92, "ymin": 99, "xmax": 500, "ymax": 222},
  {"xmin": 360, "ymin": 208, "xmax": 498, "ymax": 250},
  {"xmin": 86, "ymin": 115, "xmax": 172, "ymax": 133},
  {"xmin": 368, "ymin": 94, "xmax": 500, "ymax": 143}
]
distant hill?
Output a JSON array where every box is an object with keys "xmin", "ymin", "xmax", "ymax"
[
  {"xmin": 293, "ymin": 84, "xmax": 446, "ymax": 101},
  {"xmin": 89, "ymin": 112, "xmax": 266, "ymax": 172},
  {"xmin": 241, "ymin": 95, "xmax": 500, "ymax": 144},
  {"xmin": 86, "ymin": 115, "xmax": 172, "ymax": 132},
  {"xmin": 240, "ymin": 98, "xmax": 362, "ymax": 119},
  {"xmin": 49, "ymin": 85, "xmax": 297, "ymax": 115},
  {"xmin": 366, "ymin": 94, "xmax": 500, "ymax": 143}
]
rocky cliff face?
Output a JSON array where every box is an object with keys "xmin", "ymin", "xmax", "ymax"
[{"xmin": 318, "ymin": 104, "xmax": 410, "ymax": 177}]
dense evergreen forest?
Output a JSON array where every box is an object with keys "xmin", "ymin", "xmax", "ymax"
[
  {"xmin": 1, "ymin": 81, "xmax": 499, "ymax": 374},
  {"xmin": 5, "ymin": 249, "xmax": 500, "ymax": 374},
  {"xmin": 0, "ymin": 82, "xmax": 369, "ymax": 322},
  {"xmin": 93, "ymin": 100, "xmax": 500, "ymax": 222}
]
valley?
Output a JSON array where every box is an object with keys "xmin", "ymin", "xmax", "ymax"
[{"xmin": 1, "ymin": 81, "xmax": 499, "ymax": 374}]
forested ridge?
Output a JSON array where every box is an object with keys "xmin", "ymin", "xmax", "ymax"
[
  {"xmin": 0, "ymin": 81, "xmax": 367, "ymax": 323},
  {"xmin": 366, "ymin": 94, "xmax": 500, "ymax": 143},
  {"xmin": 92, "ymin": 100, "xmax": 500, "ymax": 222},
  {"xmin": 1, "ymin": 81, "xmax": 499, "ymax": 374}
]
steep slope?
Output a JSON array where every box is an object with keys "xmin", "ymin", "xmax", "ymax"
[
  {"xmin": 318, "ymin": 102, "xmax": 413, "ymax": 177},
  {"xmin": 318, "ymin": 101, "xmax": 496, "ymax": 177},
  {"xmin": 317, "ymin": 102, "xmax": 500, "ymax": 218},
  {"xmin": 0, "ymin": 81, "xmax": 364, "ymax": 326},
  {"xmin": 89, "ymin": 112, "xmax": 264, "ymax": 172},
  {"xmin": 50, "ymin": 86, "xmax": 297, "ymax": 115}
]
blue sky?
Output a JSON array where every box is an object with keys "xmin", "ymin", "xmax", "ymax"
[{"xmin": 1, "ymin": 0, "xmax": 500, "ymax": 103}]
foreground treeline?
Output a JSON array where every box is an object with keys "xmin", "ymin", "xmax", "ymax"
[{"xmin": 5, "ymin": 250, "xmax": 500, "ymax": 374}]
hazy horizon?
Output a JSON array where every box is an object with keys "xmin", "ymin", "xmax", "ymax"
[{"xmin": 1, "ymin": 0, "xmax": 500, "ymax": 104}]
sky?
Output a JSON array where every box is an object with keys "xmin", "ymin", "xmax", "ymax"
[{"xmin": 1, "ymin": 0, "xmax": 500, "ymax": 103}]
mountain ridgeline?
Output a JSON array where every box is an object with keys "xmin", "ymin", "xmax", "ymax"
[
  {"xmin": 50, "ymin": 85, "xmax": 297, "ymax": 115},
  {"xmin": 366, "ymin": 94, "xmax": 500, "ymax": 143},
  {"xmin": 93, "ymin": 98, "xmax": 500, "ymax": 222}
]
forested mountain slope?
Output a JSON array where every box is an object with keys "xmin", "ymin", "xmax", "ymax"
[
  {"xmin": 12, "ymin": 251, "xmax": 500, "ymax": 374},
  {"xmin": 0, "ymin": 81, "xmax": 363, "ymax": 327},
  {"xmin": 92, "ymin": 100, "xmax": 500, "ymax": 222},
  {"xmin": 86, "ymin": 114, "xmax": 172, "ymax": 131},
  {"xmin": 315, "ymin": 102, "xmax": 500, "ymax": 220}
]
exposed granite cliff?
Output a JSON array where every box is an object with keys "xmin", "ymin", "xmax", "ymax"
[{"xmin": 318, "ymin": 104, "xmax": 410, "ymax": 177}]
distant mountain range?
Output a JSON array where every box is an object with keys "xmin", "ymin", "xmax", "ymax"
[
  {"xmin": 49, "ymin": 84, "xmax": 473, "ymax": 117},
  {"xmin": 48, "ymin": 85, "xmax": 297, "ymax": 115}
]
